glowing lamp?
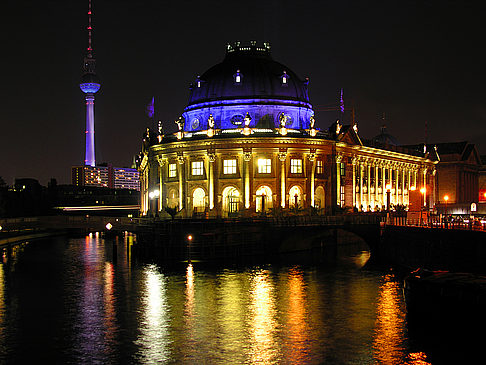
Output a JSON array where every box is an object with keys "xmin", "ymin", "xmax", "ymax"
[
  {"xmin": 105, "ymin": 223, "xmax": 113, "ymax": 230},
  {"xmin": 385, "ymin": 184, "xmax": 391, "ymax": 191},
  {"xmin": 187, "ymin": 234, "xmax": 193, "ymax": 241},
  {"xmin": 410, "ymin": 186, "xmax": 416, "ymax": 191},
  {"xmin": 444, "ymin": 195, "xmax": 449, "ymax": 202},
  {"xmin": 420, "ymin": 187, "xmax": 426, "ymax": 194}
]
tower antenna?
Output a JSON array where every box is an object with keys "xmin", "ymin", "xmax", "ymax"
[
  {"xmin": 87, "ymin": 0, "xmax": 93, "ymax": 55},
  {"xmin": 79, "ymin": 0, "xmax": 101, "ymax": 167}
]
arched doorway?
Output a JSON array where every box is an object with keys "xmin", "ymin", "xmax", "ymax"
[
  {"xmin": 289, "ymin": 185, "xmax": 303, "ymax": 209},
  {"xmin": 222, "ymin": 186, "xmax": 240, "ymax": 216},
  {"xmin": 256, "ymin": 185, "xmax": 273, "ymax": 213},
  {"xmin": 315, "ymin": 186, "xmax": 325, "ymax": 211},
  {"xmin": 192, "ymin": 187, "xmax": 206, "ymax": 213}
]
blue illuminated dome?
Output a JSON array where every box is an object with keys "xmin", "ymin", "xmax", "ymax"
[
  {"xmin": 183, "ymin": 41, "xmax": 314, "ymax": 132},
  {"xmin": 80, "ymin": 73, "xmax": 101, "ymax": 94}
]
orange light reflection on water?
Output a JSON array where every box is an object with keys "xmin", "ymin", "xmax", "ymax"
[
  {"xmin": 372, "ymin": 275, "xmax": 431, "ymax": 364},
  {"xmin": 286, "ymin": 267, "xmax": 309, "ymax": 363}
]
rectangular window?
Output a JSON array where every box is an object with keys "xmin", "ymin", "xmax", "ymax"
[
  {"xmin": 340, "ymin": 185, "xmax": 345, "ymax": 207},
  {"xmin": 316, "ymin": 160, "xmax": 323, "ymax": 174},
  {"xmin": 191, "ymin": 161, "xmax": 204, "ymax": 176},
  {"xmin": 340, "ymin": 162, "xmax": 345, "ymax": 177},
  {"xmin": 168, "ymin": 163, "xmax": 177, "ymax": 178},
  {"xmin": 257, "ymin": 158, "xmax": 271, "ymax": 174},
  {"xmin": 290, "ymin": 159, "xmax": 303, "ymax": 174},
  {"xmin": 223, "ymin": 159, "xmax": 237, "ymax": 174}
]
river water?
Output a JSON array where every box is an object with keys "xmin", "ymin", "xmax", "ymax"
[{"xmin": 0, "ymin": 233, "xmax": 478, "ymax": 364}]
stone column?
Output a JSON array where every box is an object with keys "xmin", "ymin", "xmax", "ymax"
[
  {"xmin": 207, "ymin": 151, "xmax": 216, "ymax": 210},
  {"xmin": 336, "ymin": 154, "xmax": 343, "ymax": 207},
  {"xmin": 359, "ymin": 162, "xmax": 364, "ymax": 211},
  {"xmin": 177, "ymin": 154, "xmax": 185, "ymax": 211},
  {"xmin": 352, "ymin": 157, "xmax": 357, "ymax": 208},
  {"xmin": 374, "ymin": 163, "xmax": 379, "ymax": 210},
  {"xmin": 278, "ymin": 151, "xmax": 287, "ymax": 208},
  {"xmin": 367, "ymin": 163, "xmax": 371, "ymax": 210},
  {"xmin": 156, "ymin": 155, "xmax": 166, "ymax": 212},
  {"xmin": 309, "ymin": 151, "xmax": 316, "ymax": 207},
  {"xmin": 243, "ymin": 150, "xmax": 252, "ymax": 209}
]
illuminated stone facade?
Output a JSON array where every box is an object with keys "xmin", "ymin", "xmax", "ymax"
[{"xmin": 138, "ymin": 42, "xmax": 437, "ymax": 217}]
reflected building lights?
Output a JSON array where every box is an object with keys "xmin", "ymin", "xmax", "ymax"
[
  {"xmin": 103, "ymin": 262, "xmax": 117, "ymax": 352},
  {"xmin": 372, "ymin": 275, "xmax": 408, "ymax": 364},
  {"xmin": 286, "ymin": 267, "xmax": 309, "ymax": 363},
  {"xmin": 248, "ymin": 270, "xmax": 280, "ymax": 364},
  {"xmin": 136, "ymin": 264, "xmax": 170, "ymax": 364}
]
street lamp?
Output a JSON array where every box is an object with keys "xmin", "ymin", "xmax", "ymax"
[
  {"xmin": 444, "ymin": 195, "xmax": 449, "ymax": 228},
  {"xmin": 149, "ymin": 188, "xmax": 160, "ymax": 215}
]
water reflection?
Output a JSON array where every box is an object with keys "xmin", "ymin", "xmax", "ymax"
[
  {"xmin": 135, "ymin": 264, "xmax": 170, "ymax": 364},
  {"xmin": 285, "ymin": 267, "xmax": 309, "ymax": 363},
  {"xmin": 0, "ymin": 263, "xmax": 4, "ymax": 356},
  {"xmin": 77, "ymin": 233, "xmax": 114, "ymax": 363},
  {"xmin": 373, "ymin": 274, "xmax": 408, "ymax": 363},
  {"xmin": 0, "ymin": 234, "xmax": 446, "ymax": 364},
  {"xmin": 248, "ymin": 269, "xmax": 280, "ymax": 364}
]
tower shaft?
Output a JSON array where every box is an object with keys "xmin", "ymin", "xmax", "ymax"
[{"xmin": 85, "ymin": 94, "xmax": 96, "ymax": 167}]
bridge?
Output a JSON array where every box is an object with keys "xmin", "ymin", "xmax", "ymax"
[{"xmin": 1, "ymin": 215, "xmax": 486, "ymax": 273}]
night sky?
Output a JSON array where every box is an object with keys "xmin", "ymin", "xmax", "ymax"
[{"xmin": 2, "ymin": 0, "xmax": 484, "ymax": 185}]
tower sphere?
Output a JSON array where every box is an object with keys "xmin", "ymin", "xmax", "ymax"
[{"xmin": 80, "ymin": 73, "xmax": 101, "ymax": 94}]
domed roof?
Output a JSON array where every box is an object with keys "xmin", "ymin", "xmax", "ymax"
[
  {"xmin": 373, "ymin": 126, "xmax": 398, "ymax": 146},
  {"xmin": 187, "ymin": 42, "xmax": 310, "ymax": 107}
]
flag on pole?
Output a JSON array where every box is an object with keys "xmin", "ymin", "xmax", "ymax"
[
  {"xmin": 146, "ymin": 97, "xmax": 155, "ymax": 118},
  {"xmin": 340, "ymin": 88, "xmax": 344, "ymax": 114}
]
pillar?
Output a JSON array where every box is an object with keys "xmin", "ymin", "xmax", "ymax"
[{"xmin": 278, "ymin": 151, "xmax": 287, "ymax": 208}]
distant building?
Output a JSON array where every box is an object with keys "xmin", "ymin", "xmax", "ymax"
[
  {"xmin": 479, "ymin": 155, "xmax": 486, "ymax": 203},
  {"xmin": 404, "ymin": 142, "xmax": 483, "ymax": 214},
  {"xmin": 72, "ymin": 165, "xmax": 140, "ymax": 191}
]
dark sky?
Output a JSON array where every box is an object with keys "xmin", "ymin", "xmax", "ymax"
[{"xmin": 1, "ymin": 0, "xmax": 484, "ymax": 185}]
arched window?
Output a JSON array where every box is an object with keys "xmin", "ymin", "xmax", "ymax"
[
  {"xmin": 315, "ymin": 186, "xmax": 325, "ymax": 210},
  {"xmin": 192, "ymin": 188, "xmax": 206, "ymax": 213}
]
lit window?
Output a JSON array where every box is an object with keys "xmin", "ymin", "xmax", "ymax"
[
  {"xmin": 168, "ymin": 163, "xmax": 177, "ymax": 178},
  {"xmin": 223, "ymin": 159, "xmax": 237, "ymax": 174},
  {"xmin": 257, "ymin": 158, "xmax": 271, "ymax": 174},
  {"xmin": 291, "ymin": 159, "xmax": 302, "ymax": 174},
  {"xmin": 234, "ymin": 69, "xmax": 242, "ymax": 84},
  {"xmin": 192, "ymin": 161, "xmax": 204, "ymax": 176},
  {"xmin": 281, "ymin": 70, "xmax": 289, "ymax": 86},
  {"xmin": 316, "ymin": 160, "xmax": 323, "ymax": 174}
]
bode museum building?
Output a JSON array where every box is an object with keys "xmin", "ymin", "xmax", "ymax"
[{"xmin": 137, "ymin": 42, "xmax": 438, "ymax": 218}]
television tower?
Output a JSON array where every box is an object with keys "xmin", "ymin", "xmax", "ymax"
[{"xmin": 79, "ymin": 0, "xmax": 101, "ymax": 167}]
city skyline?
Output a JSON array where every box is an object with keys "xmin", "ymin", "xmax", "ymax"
[{"xmin": 1, "ymin": 0, "xmax": 484, "ymax": 185}]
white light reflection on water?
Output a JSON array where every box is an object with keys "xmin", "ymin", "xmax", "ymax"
[
  {"xmin": 76, "ymin": 234, "xmax": 108, "ymax": 363},
  {"xmin": 135, "ymin": 264, "xmax": 170, "ymax": 364},
  {"xmin": 248, "ymin": 269, "xmax": 281, "ymax": 364}
]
